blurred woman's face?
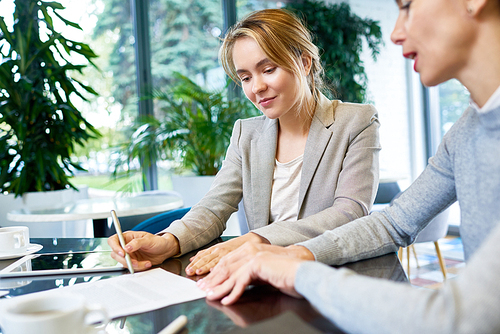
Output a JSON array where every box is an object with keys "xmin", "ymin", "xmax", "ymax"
[{"xmin": 391, "ymin": 0, "xmax": 475, "ymax": 86}]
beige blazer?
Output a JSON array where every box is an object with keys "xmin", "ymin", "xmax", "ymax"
[{"xmin": 164, "ymin": 93, "xmax": 381, "ymax": 254}]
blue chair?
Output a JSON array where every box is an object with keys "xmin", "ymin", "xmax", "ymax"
[{"xmin": 131, "ymin": 207, "xmax": 191, "ymax": 234}]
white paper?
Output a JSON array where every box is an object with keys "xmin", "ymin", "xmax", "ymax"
[{"xmin": 0, "ymin": 268, "xmax": 206, "ymax": 319}]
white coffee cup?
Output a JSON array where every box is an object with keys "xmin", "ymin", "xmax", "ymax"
[
  {"xmin": 0, "ymin": 226, "xmax": 29, "ymax": 255},
  {"xmin": 0, "ymin": 294, "xmax": 109, "ymax": 334}
]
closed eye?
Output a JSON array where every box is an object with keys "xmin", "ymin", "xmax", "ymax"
[{"xmin": 264, "ymin": 67, "xmax": 276, "ymax": 74}]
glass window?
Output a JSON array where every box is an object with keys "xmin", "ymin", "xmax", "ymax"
[
  {"xmin": 436, "ymin": 79, "xmax": 470, "ymax": 229},
  {"xmin": 438, "ymin": 79, "xmax": 470, "ymax": 136},
  {"xmin": 344, "ymin": 1, "xmax": 413, "ymax": 185},
  {"xmin": 53, "ymin": 0, "xmax": 140, "ymax": 194},
  {"xmin": 237, "ymin": 0, "xmax": 283, "ymax": 18},
  {"xmin": 147, "ymin": 0, "xmax": 225, "ymax": 190},
  {"xmin": 149, "ymin": 0, "xmax": 224, "ymax": 90}
]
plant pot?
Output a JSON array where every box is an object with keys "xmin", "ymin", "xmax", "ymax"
[
  {"xmin": 170, "ymin": 175, "xmax": 242, "ymax": 236},
  {"xmin": 0, "ymin": 186, "xmax": 90, "ymax": 238}
]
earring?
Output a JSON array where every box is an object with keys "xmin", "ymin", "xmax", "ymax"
[{"xmin": 468, "ymin": 6, "xmax": 474, "ymax": 14}]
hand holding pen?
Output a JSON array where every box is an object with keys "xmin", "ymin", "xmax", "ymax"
[
  {"xmin": 107, "ymin": 214, "xmax": 180, "ymax": 272},
  {"xmin": 110, "ymin": 210, "xmax": 135, "ymax": 274}
]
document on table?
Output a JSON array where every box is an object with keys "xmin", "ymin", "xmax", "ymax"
[{"xmin": 0, "ymin": 268, "xmax": 206, "ymax": 319}]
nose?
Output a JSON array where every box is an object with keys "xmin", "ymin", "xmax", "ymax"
[
  {"xmin": 252, "ymin": 75, "xmax": 267, "ymax": 94},
  {"xmin": 390, "ymin": 12, "xmax": 406, "ymax": 45}
]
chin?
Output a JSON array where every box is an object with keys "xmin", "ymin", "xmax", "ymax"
[
  {"xmin": 260, "ymin": 110, "xmax": 280, "ymax": 119},
  {"xmin": 419, "ymin": 71, "xmax": 451, "ymax": 88},
  {"xmin": 420, "ymin": 76, "xmax": 445, "ymax": 88}
]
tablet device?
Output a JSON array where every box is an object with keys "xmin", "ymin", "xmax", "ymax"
[{"xmin": 0, "ymin": 251, "xmax": 125, "ymax": 278}]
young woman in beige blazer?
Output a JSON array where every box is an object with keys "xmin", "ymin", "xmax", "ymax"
[{"xmin": 108, "ymin": 9, "xmax": 381, "ymax": 275}]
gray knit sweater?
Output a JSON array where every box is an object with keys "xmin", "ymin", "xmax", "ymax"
[{"xmin": 294, "ymin": 104, "xmax": 500, "ymax": 333}]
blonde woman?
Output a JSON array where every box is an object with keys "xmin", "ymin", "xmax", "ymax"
[
  {"xmin": 203, "ymin": 0, "xmax": 500, "ymax": 332},
  {"xmin": 109, "ymin": 9, "xmax": 380, "ymax": 275}
]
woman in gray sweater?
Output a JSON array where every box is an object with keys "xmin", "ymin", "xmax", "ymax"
[{"xmin": 201, "ymin": 0, "xmax": 500, "ymax": 332}]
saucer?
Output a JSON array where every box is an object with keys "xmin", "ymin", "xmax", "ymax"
[
  {"xmin": 0, "ymin": 278, "xmax": 32, "ymax": 289},
  {"xmin": 0, "ymin": 244, "xmax": 43, "ymax": 260}
]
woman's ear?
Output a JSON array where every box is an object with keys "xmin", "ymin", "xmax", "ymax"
[{"xmin": 301, "ymin": 54, "xmax": 312, "ymax": 76}]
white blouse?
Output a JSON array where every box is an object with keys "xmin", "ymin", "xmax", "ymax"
[{"xmin": 269, "ymin": 154, "xmax": 303, "ymax": 223}]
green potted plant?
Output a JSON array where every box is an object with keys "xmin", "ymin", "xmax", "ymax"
[
  {"xmin": 286, "ymin": 0, "xmax": 383, "ymax": 103},
  {"xmin": 0, "ymin": 0, "xmax": 100, "ymax": 232},
  {"xmin": 113, "ymin": 72, "xmax": 258, "ymax": 204}
]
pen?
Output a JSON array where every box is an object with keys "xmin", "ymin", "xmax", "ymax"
[
  {"xmin": 110, "ymin": 210, "xmax": 135, "ymax": 274},
  {"xmin": 158, "ymin": 315, "xmax": 188, "ymax": 334}
]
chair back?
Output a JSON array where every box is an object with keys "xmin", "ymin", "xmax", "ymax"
[
  {"xmin": 415, "ymin": 208, "xmax": 450, "ymax": 243},
  {"xmin": 131, "ymin": 207, "xmax": 191, "ymax": 234},
  {"xmin": 389, "ymin": 191, "xmax": 451, "ymax": 243},
  {"xmin": 374, "ymin": 181, "xmax": 401, "ymax": 204},
  {"xmin": 371, "ymin": 181, "xmax": 402, "ymax": 212}
]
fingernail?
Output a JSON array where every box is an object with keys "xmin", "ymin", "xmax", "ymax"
[
  {"xmin": 145, "ymin": 262, "xmax": 151, "ymax": 268},
  {"xmin": 125, "ymin": 245, "xmax": 132, "ymax": 252},
  {"xmin": 118, "ymin": 251, "xmax": 124, "ymax": 257},
  {"xmin": 206, "ymin": 290, "xmax": 214, "ymax": 296},
  {"xmin": 221, "ymin": 297, "xmax": 229, "ymax": 305}
]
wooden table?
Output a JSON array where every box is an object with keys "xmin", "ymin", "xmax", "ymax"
[
  {"xmin": 6, "ymin": 195, "xmax": 183, "ymax": 237},
  {"xmin": 0, "ymin": 237, "xmax": 407, "ymax": 333}
]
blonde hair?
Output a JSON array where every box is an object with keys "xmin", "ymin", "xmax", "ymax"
[{"xmin": 220, "ymin": 9, "xmax": 323, "ymax": 118}]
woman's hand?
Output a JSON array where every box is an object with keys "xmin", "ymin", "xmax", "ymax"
[
  {"xmin": 185, "ymin": 232, "xmax": 269, "ymax": 276},
  {"xmin": 197, "ymin": 243, "xmax": 314, "ymax": 291},
  {"xmin": 204, "ymin": 252, "xmax": 305, "ymax": 305},
  {"xmin": 108, "ymin": 231, "xmax": 180, "ymax": 272}
]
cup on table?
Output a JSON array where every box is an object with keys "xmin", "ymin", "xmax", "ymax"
[
  {"xmin": 0, "ymin": 226, "xmax": 29, "ymax": 255},
  {"xmin": 0, "ymin": 294, "xmax": 109, "ymax": 334}
]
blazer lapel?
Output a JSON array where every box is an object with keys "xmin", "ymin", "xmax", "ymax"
[
  {"xmin": 250, "ymin": 118, "xmax": 278, "ymax": 228},
  {"xmin": 298, "ymin": 95, "xmax": 337, "ymax": 213}
]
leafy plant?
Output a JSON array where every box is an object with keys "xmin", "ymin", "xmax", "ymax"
[
  {"xmin": 114, "ymin": 73, "xmax": 259, "ymax": 177},
  {"xmin": 286, "ymin": 0, "xmax": 383, "ymax": 103},
  {"xmin": 0, "ymin": 0, "xmax": 100, "ymax": 196}
]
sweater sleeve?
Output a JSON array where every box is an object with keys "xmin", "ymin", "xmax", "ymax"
[
  {"xmin": 253, "ymin": 105, "xmax": 381, "ymax": 246},
  {"xmin": 161, "ymin": 119, "xmax": 244, "ymax": 255},
  {"xmin": 297, "ymin": 131, "xmax": 458, "ymax": 265},
  {"xmin": 295, "ymin": 222, "xmax": 500, "ymax": 334}
]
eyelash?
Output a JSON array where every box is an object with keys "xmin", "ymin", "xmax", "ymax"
[
  {"xmin": 240, "ymin": 67, "xmax": 276, "ymax": 82},
  {"xmin": 401, "ymin": 1, "xmax": 411, "ymax": 10}
]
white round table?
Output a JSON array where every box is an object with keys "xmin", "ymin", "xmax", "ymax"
[{"xmin": 7, "ymin": 195, "xmax": 184, "ymax": 237}]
